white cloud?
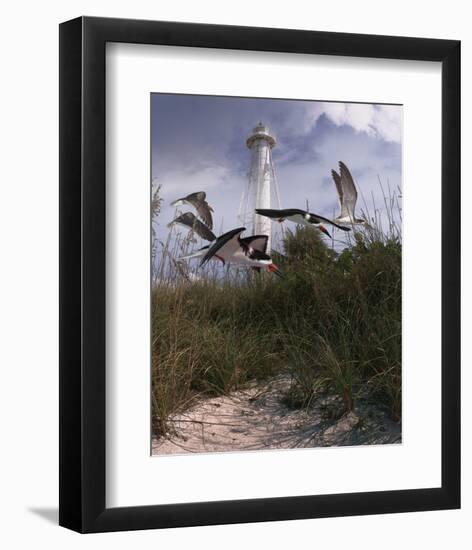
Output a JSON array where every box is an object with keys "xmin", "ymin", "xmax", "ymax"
[
  {"xmin": 302, "ymin": 103, "xmax": 402, "ymax": 143},
  {"xmin": 158, "ymin": 164, "xmax": 231, "ymax": 200}
]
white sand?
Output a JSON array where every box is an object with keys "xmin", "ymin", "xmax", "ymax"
[{"xmin": 152, "ymin": 376, "xmax": 401, "ymax": 455}]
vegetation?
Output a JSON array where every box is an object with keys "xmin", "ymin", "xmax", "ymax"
[{"xmin": 151, "ymin": 199, "xmax": 402, "ymax": 437}]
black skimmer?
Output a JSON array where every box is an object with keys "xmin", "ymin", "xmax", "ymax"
[
  {"xmin": 255, "ymin": 208, "xmax": 350, "ymax": 238},
  {"xmin": 167, "ymin": 212, "xmax": 216, "ymax": 242},
  {"xmin": 331, "ymin": 161, "xmax": 367, "ymax": 226},
  {"xmin": 170, "ymin": 191, "xmax": 214, "ymax": 229},
  {"xmin": 196, "ymin": 227, "xmax": 282, "ymax": 277},
  {"xmin": 179, "ymin": 234, "xmax": 269, "ymax": 264}
]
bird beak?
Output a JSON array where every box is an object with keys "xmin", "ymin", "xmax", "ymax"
[
  {"xmin": 267, "ymin": 264, "xmax": 283, "ymax": 278},
  {"xmin": 319, "ymin": 225, "xmax": 332, "ymax": 238}
]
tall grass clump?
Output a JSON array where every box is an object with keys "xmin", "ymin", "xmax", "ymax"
[
  {"xmin": 279, "ymin": 224, "xmax": 401, "ymax": 419},
  {"xmin": 151, "ymin": 280, "xmax": 284, "ymax": 436},
  {"xmin": 152, "ymin": 184, "xmax": 402, "ymax": 435}
]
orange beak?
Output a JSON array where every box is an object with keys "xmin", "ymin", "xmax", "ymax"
[
  {"xmin": 319, "ymin": 224, "xmax": 332, "ymax": 238},
  {"xmin": 267, "ymin": 263, "xmax": 283, "ymax": 278}
]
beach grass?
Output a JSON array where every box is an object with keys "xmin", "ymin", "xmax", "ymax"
[{"xmin": 151, "ymin": 196, "xmax": 402, "ymax": 436}]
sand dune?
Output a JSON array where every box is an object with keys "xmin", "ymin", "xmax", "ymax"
[{"xmin": 152, "ymin": 376, "xmax": 401, "ymax": 455}]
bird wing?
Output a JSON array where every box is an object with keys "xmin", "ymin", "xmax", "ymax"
[
  {"xmin": 256, "ymin": 208, "xmax": 306, "ymax": 219},
  {"xmin": 168, "ymin": 212, "xmax": 216, "ymax": 242},
  {"xmin": 246, "ymin": 248, "xmax": 271, "ymax": 261},
  {"xmin": 309, "ymin": 212, "xmax": 351, "ymax": 232},
  {"xmin": 339, "ymin": 161, "xmax": 358, "ymax": 219},
  {"xmin": 200, "ymin": 227, "xmax": 246, "ymax": 266},
  {"xmin": 331, "ymin": 168, "xmax": 349, "ymax": 218},
  {"xmin": 240, "ymin": 235, "xmax": 269, "ymax": 254},
  {"xmin": 255, "ymin": 208, "xmax": 283, "ymax": 220},
  {"xmin": 185, "ymin": 191, "xmax": 214, "ymax": 229}
]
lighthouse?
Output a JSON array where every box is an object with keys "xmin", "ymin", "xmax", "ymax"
[{"xmin": 238, "ymin": 123, "xmax": 281, "ymax": 250}]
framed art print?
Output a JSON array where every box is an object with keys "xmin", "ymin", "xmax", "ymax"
[{"xmin": 59, "ymin": 16, "xmax": 460, "ymax": 532}]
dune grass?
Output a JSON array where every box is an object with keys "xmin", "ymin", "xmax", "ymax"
[{"xmin": 151, "ymin": 212, "xmax": 402, "ymax": 437}]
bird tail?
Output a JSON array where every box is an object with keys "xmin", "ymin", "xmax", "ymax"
[{"xmin": 178, "ymin": 246, "xmax": 208, "ymax": 261}]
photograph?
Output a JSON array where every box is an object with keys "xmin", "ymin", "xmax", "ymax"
[{"xmin": 150, "ymin": 93, "xmax": 403, "ymax": 455}]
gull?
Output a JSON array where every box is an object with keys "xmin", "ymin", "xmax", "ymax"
[
  {"xmin": 170, "ymin": 191, "xmax": 214, "ymax": 229},
  {"xmin": 255, "ymin": 208, "xmax": 350, "ymax": 238},
  {"xmin": 331, "ymin": 161, "xmax": 367, "ymax": 225}
]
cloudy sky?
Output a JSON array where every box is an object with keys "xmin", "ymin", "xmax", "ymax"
[{"xmin": 151, "ymin": 93, "xmax": 402, "ymax": 248}]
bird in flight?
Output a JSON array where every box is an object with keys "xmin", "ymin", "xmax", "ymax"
[
  {"xmin": 255, "ymin": 208, "xmax": 350, "ymax": 238},
  {"xmin": 170, "ymin": 191, "xmax": 214, "ymax": 229},
  {"xmin": 198, "ymin": 227, "xmax": 282, "ymax": 277},
  {"xmin": 169, "ymin": 210, "xmax": 282, "ymax": 277},
  {"xmin": 167, "ymin": 212, "xmax": 216, "ymax": 242},
  {"xmin": 331, "ymin": 161, "xmax": 367, "ymax": 226},
  {"xmin": 179, "ymin": 233, "xmax": 270, "ymax": 266}
]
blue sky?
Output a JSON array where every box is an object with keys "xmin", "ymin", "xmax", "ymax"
[{"xmin": 151, "ymin": 93, "xmax": 402, "ymax": 248}]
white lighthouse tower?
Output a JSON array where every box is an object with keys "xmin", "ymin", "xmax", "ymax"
[{"xmin": 238, "ymin": 122, "xmax": 281, "ymax": 250}]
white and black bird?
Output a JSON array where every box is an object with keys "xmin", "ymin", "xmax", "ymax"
[
  {"xmin": 331, "ymin": 161, "xmax": 367, "ymax": 226},
  {"xmin": 180, "ymin": 233, "xmax": 269, "ymax": 264},
  {"xmin": 255, "ymin": 208, "xmax": 350, "ymax": 238},
  {"xmin": 170, "ymin": 191, "xmax": 214, "ymax": 229},
  {"xmin": 192, "ymin": 227, "xmax": 282, "ymax": 277},
  {"xmin": 167, "ymin": 212, "xmax": 216, "ymax": 242}
]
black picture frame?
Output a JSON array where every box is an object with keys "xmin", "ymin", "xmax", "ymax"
[{"xmin": 59, "ymin": 16, "xmax": 460, "ymax": 533}]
